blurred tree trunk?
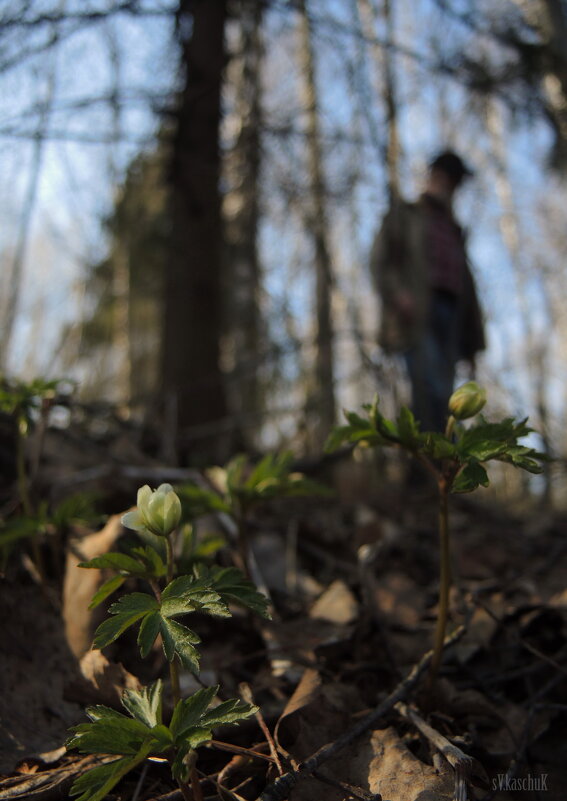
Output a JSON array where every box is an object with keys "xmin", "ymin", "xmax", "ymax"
[
  {"xmin": 297, "ymin": 0, "xmax": 336, "ymax": 452},
  {"xmin": 223, "ymin": 0, "xmax": 264, "ymax": 450},
  {"xmin": 112, "ymin": 239, "xmax": 131, "ymax": 408},
  {"xmin": 163, "ymin": 0, "xmax": 229, "ymax": 463},
  {"xmin": 486, "ymin": 99, "xmax": 552, "ymax": 502},
  {"xmin": 357, "ymin": 0, "xmax": 400, "ymax": 197}
]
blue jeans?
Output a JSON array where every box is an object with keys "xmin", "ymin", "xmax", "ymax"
[{"xmin": 404, "ymin": 291, "xmax": 460, "ymax": 433}]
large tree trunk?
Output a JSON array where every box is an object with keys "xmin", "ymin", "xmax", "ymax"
[
  {"xmin": 223, "ymin": 0, "xmax": 264, "ymax": 450},
  {"xmin": 297, "ymin": 0, "xmax": 336, "ymax": 452},
  {"xmin": 357, "ymin": 0, "xmax": 401, "ymax": 198},
  {"xmin": 163, "ymin": 0, "xmax": 229, "ymax": 464}
]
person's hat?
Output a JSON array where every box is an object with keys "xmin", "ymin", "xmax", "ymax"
[{"xmin": 429, "ymin": 150, "xmax": 474, "ymax": 183}]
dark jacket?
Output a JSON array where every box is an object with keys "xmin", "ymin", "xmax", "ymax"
[{"xmin": 370, "ymin": 194, "xmax": 486, "ymax": 359}]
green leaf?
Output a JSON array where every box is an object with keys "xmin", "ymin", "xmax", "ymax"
[
  {"xmin": 79, "ymin": 552, "xmax": 145, "ymax": 574},
  {"xmin": 171, "ymin": 742, "xmax": 197, "ymax": 783},
  {"xmin": 169, "ymin": 686, "xmax": 219, "ymax": 740},
  {"xmin": 88, "ymin": 576, "xmax": 125, "ymax": 610},
  {"xmin": 130, "ymin": 545, "xmax": 166, "ymax": 577},
  {"xmin": 452, "ymin": 461, "xmax": 490, "ymax": 493},
  {"xmin": 198, "ymin": 565, "xmax": 271, "ymax": 619},
  {"xmin": 244, "ymin": 452, "xmax": 291, "ymax": 488},
  {"xmin": 160, "ymin": 618, "xmax": 201, "ymax": 672},
  {"xmin": 324, "ymin": 424, "xmax": 354, "ymax": 452},
  {"xmin": 192, "ymin": 532, "xmax": 227, "ymax": 560},
  {"xmin": 199, "ymin": 698, "xmax": 257, "ymax": 728},
  {"xmin": 225, "ymin": 454, "xmax": 248, "ymax": 493},
  {"xmin": 421, "ymin": 432, "xmax": 457, "ymax": 460},
  {"xmin": 67, "ymin": 713, "xmax": 151, "ymax": 756},
  {"xmin": 83, "ymin": 705, "xmax": 128, "ymax": 724},
  {"xmin": 69, "ymin": 744, "xmax": 151, "ymax": 801},
  {"xmin": 177, "ymin": 484, "xmax": 231, "ymax": 517},
  {"xmin": 0, "ymin": 516, "xmax": 42, "ymax": 547},
  {"xmin": 396, "ymin": 406, "xmax": 421, "ymax": 447},
  {"xmin": 161, "ymin": 575, "xmax": 230, "ymax": 618},
  {"xmin": 92, "ymin": 592, "xmax": 158, "ymax": 649},
  {"xmin": 137, "ymin": 611, "xmax": 162, "ymax": 658},
  {"xmin": 149, "ymin": 724, "xmax": 173, "ymax": 750},
  {"xmin": 121, "ymin": 681, "xmax": 163, "ymax": 729}
]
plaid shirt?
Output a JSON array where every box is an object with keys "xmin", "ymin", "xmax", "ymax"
[{"xmin": 423, "ymin": 193, "xmax": 466, "ymax": 296}]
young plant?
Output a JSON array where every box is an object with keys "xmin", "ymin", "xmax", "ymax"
[
  {"xmin": 0, "ymin": 492, "xmax": 98, "ymax": 576},
  {"xmin": 176, "ymin": 451, "xmax": 330, "ymax": 575},
  {"xmin": 325, "ymin": 382, "xmax": 545, "ymax": 685},
  {"xmin": 0, "ymin": 377, "xmax": 62, "ymax": 575},
  {"xmin": 67, "ymin": 483, "xmax": 271, "ymax": 801}
]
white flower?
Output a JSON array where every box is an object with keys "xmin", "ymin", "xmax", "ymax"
[{"xmin": 122, "ymin": 483, "xmax": 182, "ymax": 537}]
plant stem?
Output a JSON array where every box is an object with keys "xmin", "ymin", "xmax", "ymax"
[
  {"xmin": 166, "ymin": 534, "xmax": 175, "ymax": 584},
  {"xmin": 191, "ymin": 766, "xmax": 204, "ymax": 801},
  {"xmin": 16, "ymin": 422, "xmax": 45, "ymax": 580},
  {"xmin": 236, "ymin": 513, "xmax": 251, "ymax": 578},
  {"xmin": 165, "ymin": 533, "xmax": 182, "ymax": 707},
  {"xmin": 428, "ymin": 478, "xmax": 451, "ymax": 687}
]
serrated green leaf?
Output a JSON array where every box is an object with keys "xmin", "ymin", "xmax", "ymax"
[
  {"xmin": 199, "ymin": 698, "xmax": 257, "ymax": 728},
  {"xmin": 183, "ymin": 726, "xmax": 215, "ymax": 748},
  {"xmin": 171, "ymin": 742, "xmax": 197, "ymax": 783},
  {"xmin": 160, "ymin": 618, "xmax": 201, "ymax": 672},
  {"xmin": 149, "ymin": 724, "xmax": 173, "ymax": 749},
  {"xmin": 201, "ymin": 565, "xmax": 271, "ymax": 619},
  {"xmin": 161, "ymin": 575, "xmax": 230, "ymax": 618},
  {"xmin": 84, "ymin": 705, "xmax": 128, "ymax": 723},
  {"xmin": 421, "ymin": 432, "xmax": 458, "ymax": 460},
  {"xmin": 397, "ymin": 406, "xmax": 421, "ymax": 447},
  {"xmin": 324, "ymin": 424, "xmax": 354, "ymax": 453},
  {"xmin": 121, "ymin": 681, "xmax": 163, "ymax": 729},
  {"xmin": 170, "ymin": 686, "xmax": 219, "ymax": 740},
  {"xmin": 452, "ymin": 461, "xmax": 490, "ymax": 493},
  {"xmin": 69, "ymin": 744, "xmax": 151, "ymax": 801},
  {"xmin": 130, "ymin": 545, "xmax": 167, "ymax": 577},
  {"xmin": 67, "ymin": 714, "xmax": 151, "ymax": 756},
  {"xmin": 245, "ymin": 452, "xmax": 294, "ymax": 489},
  {"xmin": 92, "ymin": 592, "xmax": 158, "ymax": 649},
  {"xmin": 177, "ymin": 484, "xmax": 231, "ymax": 517},
  {"xmin": 88, "ymin": 576, "xmax": 125, "ymax": 610},
  {"xmin": 79, "ymin": 552, "xmax": 147, "ymax": 575},
  {"xmin": 137, "ymin": 610, "xmax": 162, "ymax": 658}
]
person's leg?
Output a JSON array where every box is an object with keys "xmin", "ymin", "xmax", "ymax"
[{"xmin": 404, "ymin": 292, "xmax": 459, "ymax": 433}]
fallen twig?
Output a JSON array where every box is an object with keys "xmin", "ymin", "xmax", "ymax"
[
  {"xmin": 257, "ymin": 625, "xmax": 466, "ymax": 801},
  {"xmin": 395, "ymin": 702, "xmax": 486, "ymax": 801},
  {"xmin": 240, "ymin": 682, "xmax": 284, "ymax": 776}
]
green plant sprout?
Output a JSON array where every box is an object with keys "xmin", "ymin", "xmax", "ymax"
[
  {"xmin": 0, "ymin": 492, "xmax": 98, "ymax": 577},
  {"xmin": 176, "ymin": 451, "xmax": 330, "ymax": 576},
  {"xmin": 325, "ymin": 381, "xmax": 545, "ymax": 686},
  {"xmin": 0, "ymin": 377, "xmax": 62, "ymax": 576},
  {"xmin": 67, "ymin": 483, "xmax": 271, "ymax": 801}
]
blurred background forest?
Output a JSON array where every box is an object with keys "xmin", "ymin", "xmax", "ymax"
[{"xmin": 2, "ymin": 0, "xmax": 567, "ymax": 502}]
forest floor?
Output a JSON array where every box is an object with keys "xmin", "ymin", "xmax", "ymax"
[{"xmin": 0, "ymin": 417, "xmax": 566, "ymax": 801}]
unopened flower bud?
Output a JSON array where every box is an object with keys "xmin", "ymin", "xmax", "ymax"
[
  {"xmin": 448, "ymin": 382, "xmax": 487, "ymax": 420},
  {"xmin": 122, "ymin": 483, "xmax": 182, "ymax": 537}
]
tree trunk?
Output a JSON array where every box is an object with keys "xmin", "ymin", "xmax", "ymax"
[
  {"xmin": 163, "ymin": 0, "xmax": 229, "ymax": 464},
  {"xmin": 297, "ymin": 0, "xmax": 336, "ymax": 452},
  {"xmin": 223, "ymin": 0, "xmax": 264, "ymax": 450},
  {"xmin": 357, "ymin": 0, "xmax": 401, "ymax": 197}
]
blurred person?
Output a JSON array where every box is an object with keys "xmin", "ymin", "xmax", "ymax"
[{"xmin": 371, "ymin": 150, "xmax": 486, "ymax": 433}]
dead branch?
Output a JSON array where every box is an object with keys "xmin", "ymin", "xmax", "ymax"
[{"xmin": 257, "ymin": 625, "xmax": 466, "ymax": 801}]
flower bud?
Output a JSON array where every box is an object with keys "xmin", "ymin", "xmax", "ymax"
[
  {"xmin": 122, "ymin": 483, "xmax": 182, "ymax": 537},
  {"xmin": 448, "ymin": 382, "xmax": 487, "ymax": 420}
]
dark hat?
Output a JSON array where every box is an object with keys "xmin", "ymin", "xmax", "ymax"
[{"xmin": 429, "ymin": 150, "xmax": 474, "ymax": 183}]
